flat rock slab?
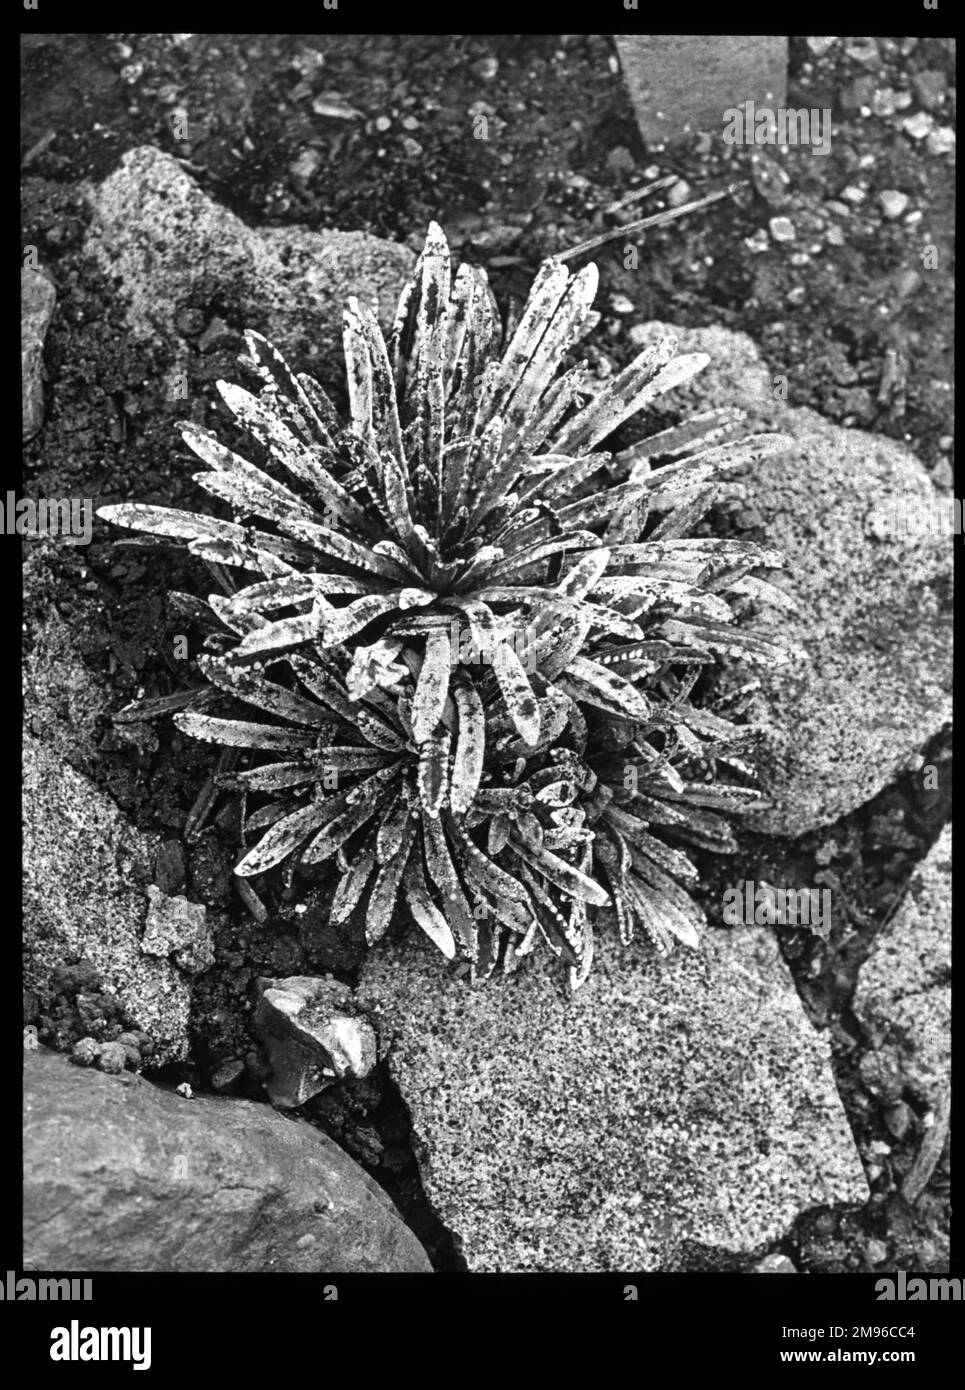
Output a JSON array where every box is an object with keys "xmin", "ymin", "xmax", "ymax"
[
  {"xmin": 24, "ymin": 1048, "xmax": 430, "ymax": 1273},
  {"xmin": 82, "ymin": 145, "xmax": 414, "ymax": 380},
  {"xmin": 23, "ymin": 736, "xmax": 194, "ymax": 1065},
  {"xmin": 854, "ymin": 826, "xmax": 951, "ymax": 1111},
  {"xmin": 613, "ymin": 35, "xmax": 787, "ymax": 145},
  {"xmin": 360, "ymin": 927, "xmax": 867, "ymax": 1271},
  {"xmin": 630, "ymin": 321, "xmax": 952, "ymax": 837}
]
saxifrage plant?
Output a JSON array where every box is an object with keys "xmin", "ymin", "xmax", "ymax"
[{"xmin": 99, "ymin": 222, "xmax": 795, "ymax": 987}]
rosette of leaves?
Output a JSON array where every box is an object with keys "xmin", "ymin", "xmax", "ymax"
[{"xmin": 99, "ymin": 222, "xmax": 797, "ymax": 986}]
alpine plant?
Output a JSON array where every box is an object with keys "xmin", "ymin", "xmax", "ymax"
[{"xmin": 99, "ymin": 222, "xmax": 797, "ymax": 988}]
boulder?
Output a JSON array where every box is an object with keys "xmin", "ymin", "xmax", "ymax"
[
  {"xmin": 23, "ymin": 1048, "xmax": 430, "ymax": 1273},
  {"xmin": 360, "ymin": 926, "xmax": 867, "ymax": 1271}
]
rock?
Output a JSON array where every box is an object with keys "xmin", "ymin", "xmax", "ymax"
[
  {"xmin": 879, "ymin": 190, "xmax": 910, "ymax": 220},
  {"xmin": 255, "ymin": 976, "xmax": 379, "ymax": 1109},
  {"xmin": 666, "ymin": 178, "xmax": 692, "ymax": 208},
  {"xmin": 853, "ymin": 827, "xmax": 950, "ymax": 1111},
  {"xmin": 22, "ymin": 544, "xmax": 113, "ymax": 775},
  {"xmin": 613, "ymin": 35, "xmax": 786, "ymax": 145},
  {"xmin": 21, "ymin": 266, "xmax": 57, "ymax": 441},
  {"xmin": 82, "ymin": 146, "xmax": 414, "ymax": 382},
  {"xmin": 23, "ymin": 1048, "xmax": 430, "ymax": 1273},
  {"xmin": 625, "ymin": 321, "xmax": 952, "ymax": 836},
  {"xmin": 901, "ymin": 112, "xmax": 933, "ymax": 141},
  {"xmin": 142, "ymin": 885, "xmax": 213, "ymax": 976},
  {"xmin": 360, "ymin": 927, "xmax": 867, "ymax": 1272},
  {"xmin": 753, "ymin": 1252, "xmax": 797, "ymax": 1273},
  {"xmin": 23, "ymin": 736, "xmax": 193, "ymax": 1064},
  {"xmin": 768, "ymin": 216, "xmax": 795, "ymax": 242},
  {"xmin": 925, "ymin": 127, "xmax": 955, "ymax": 157}
]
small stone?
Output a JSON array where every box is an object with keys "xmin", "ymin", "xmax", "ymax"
[
  {"xmin": 884, "ymin": 1101, "xmax": 914, "ymax": 1140},
  {"xmin": 142, "ymin": 885, "xmax": 212, "ymax": 976},
  {"xmin": 753, "ymin": 1252, "xmax": 797, "ymax": 1273},
  {"xmin": 71, "ymin": 1038, "xmax": 100, "ymax": 1067},
  {"xmin": 896, "ymin": 269, "xmax": 921, "ymax": 298},
  {"xmin": 176, "ymin": 1082, "xmax": 194, "ymax": 1100},
  {"xmin": 373, "ymin": 115, "xmax": 392, "ymax": 133},
  {"xmin": 903, "ymin": 210, "xmax": 923, "ymax": 227},
  {"xmin": 840, "ymin": 185, "xmax": 866, "ymax": 205},
  {"xmin": 789, "ymin": 252, "xmax": 811, "ymax": 268},
  {"xmin": 938, "ymin": 435, "xmax": 953, "ymax": 452},
  {"xmin": 606, "ymin": 145, "xmax": 635, "ymax": 174},
  {"xmin": 609, "ymin": 293, "xmax": 634, "ymax": 314},
  {"xmin": 825, "ymin": 225, "xmax": 846, "ymax": 247},
  {"xmin": 806, "ymin": 38, "xmax": 836, "ymax": 57},
  {"xmin": 400, "ymin": 115, "xmax": 420, "ymax": 131},
  {"xmin": 893, "ymin": 90, "xmax": 913, "ymax": 111},
  {"xmin": 912, "ymin": 70, "xmax": 947, "ymax": 111},
  {"xmin": 401, "ymin": 137, "xmax": 423, "ymax": 159},
  {"xmin": 666, "ymin": 178, "xmax": 692, "ymax": 208},
  {"xmin": 925, "ymin": 126, "xmax": 955, "ymax": 157},
  {"xmin": 211, "ymin": 1059, "xmax": 245, "ymax": 1093},
  {"xmin": 473, "ymin": 56, "xmax": 499, "ymax": 81},
  {"xmin": 744, "ymin": 228, "xmax": 771, "ymax": 255},
  {"xmin": 289, "ymin": 147, "xmax": 321, "ymax": 182},
  {"xmin": 870, "ymin": 88, "xmax": 897, "ymax": 118},
  {"xmin": 255, "ymin": 976, "xmax": 378, "ymax": 1108},
  {"xmin": 865, "ymin": 1238, "xmax": 888, "ymax": 1265},
  {"xmin": 197, "ymin": 316, "xmax": 235, "ymax": 355},
  {"xmin": 902, "ymin": 111, "xmax": 934, "ymax": 141},
  {"xmin": 769, "ymin": 216, "xmax": 795, "ymax": 242},
  {"xmin": 97, "ymin": 1042, "xmax": 127, "ymax": 1075},
  {"xmin": 845, "ymin": 38, "xmax": 880, "ymax": 67},
  {"xmin": 879, "ymin": 190, "xmax": 909, "ymax": 220}
]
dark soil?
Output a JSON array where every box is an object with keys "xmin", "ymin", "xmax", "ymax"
[{"xmin": 21, "ymin": 33, "xmax": 953, "ymax": 1274}]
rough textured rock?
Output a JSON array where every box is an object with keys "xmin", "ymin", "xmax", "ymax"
[
  {"xmin": 22, "ymin": 544, "xmax": 113, "ymax": 776},
  {"xmin": 631, "ymin": 321, "xmax": 952, "ymax": 836},
  {"xmin": 854, "ymin": 826, "xmax": 951, "ymax": 1111},
  {"xmin": 23, "ymin": 1048, "xmax": 431, "ymax": 1273},
  {"xmin": 255, "ymin": 975, "xmax": 379, "ymax": 1109},
  {"xmin": 614, "ymin": 35, "xmax": 787, "ymax": 145},
  {"xmin": 142, "ymin": 885, "xmax": 213, "ymax": 976},
  {"xmin": 21, "ymin": 266, "xmax": 57, "ymax": 440},
  {"xmin": 82, "ymin": 145, "xmax": 415, "ymax": 379},
  {"xmin": 23, "ymin": 736, "xmax": 196, "ymax": 1064},
  {"xmin": 360, "ymin": 927, "xmax": 867, "ymax": 1272}
]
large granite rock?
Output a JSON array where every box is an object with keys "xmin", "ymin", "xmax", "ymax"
[
  {"xmin": 854, "ymin": 826, "xmax": 951, "ymax": 1112},
  {"xmin": 631, "ymin": 321, "xmax": 952, "ymax": 837},
  {"xmin": 360, "ymin": 926, "xmax": 867, "ymax": 1271},
  {"xmin": 22, "ymin": 736, "xmax": 201, "ymax": 1064},
  {"xmin": 23, "ymin": 1048, "xmax": 431, "ymax": 1273},
  {"xmin": 83, "ymin": 145, "xmax": 414, "ymax": 379}
]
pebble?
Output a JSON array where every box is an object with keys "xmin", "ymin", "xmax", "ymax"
[
  {"xmin": 786, "ymin": 286, "xmax": 806, "ymax": 305},
  {"xmin": 768, "ymin": 215, "xmax": 795, "ymax": 242},
  {"xmin": 753, "ymin": 1252, "xmax": 797, "ymax": 1273},
  {"xmin": 879, "ymin": 190, "xmax": 909, "ymax": 220},
  {"xmin": 666, "ymin": 178, "xmax": 692, "ymax": 208},
  {"xmin": 97, "ymin": 1042, "xmax": 127, "ymax": 1075},
  {"xmin": 609, "ymin": 293, "xmax": 634, "ymax": 314},
  {"xmin": 870, "ymin": 88, "xmax": 897, "ymax": 118},
  {"xmin": 841, "ymin": 185, "xmax": 866, "ymax": 205},
  {"xmin": 912, "ymin": 70, "xmax": 947, "ymax": 111},
  {"xmin": 374, "ymin": 115, "xmax": 392, "ymax": 133},
  {"xmin": 845, "ymin": 38, "xmax": 880, "ymax": 67},
  {"xmin": 926, "ymin": 126, "xmax": 955, "ymax": 157},
  {"xmin": 806, "ymin": 37, "xmax": 836, "ymax": 57},
  {"xmin": 902, "ymin": 112, "xmax": 933, "ymax": 141},
  {"xmin": 892, "ymin": 90, "xmax": 913, "ymax": 111},
  {"xmin": 938, "ymin": 435, "xmax": 953, "ymax": 452},
  {"xmin": 897, "ymin": 269, "xmax": 922, "ymax": 298},
  {"xmin": 289, "ymin": 147, "xmax": 321, "ymax": 182},
  {"xmin": 473, "ymin": 56, "xmax": 499, "ymax": 81},
  {"xmin": 884, "ymin": 1101, "xmax": 914, "ymax": 1140},
  {"xmin": 606, "ymin": 145, "xmax": 635, "ymax": 173},
  {"xmin": 865, "ymin": 1238, "xmax": 888, "ymax": 1265},
  {"xmin": 744, "ymin": 228, "xmax": 770, "ymax": 255},
  {"xmin": 71, "ymin": 1038, "xmax": 100, "ymax": 1067},
  {"xmin": 789, "ymin": 252, "xmax": 810, "ymax": 267}
]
